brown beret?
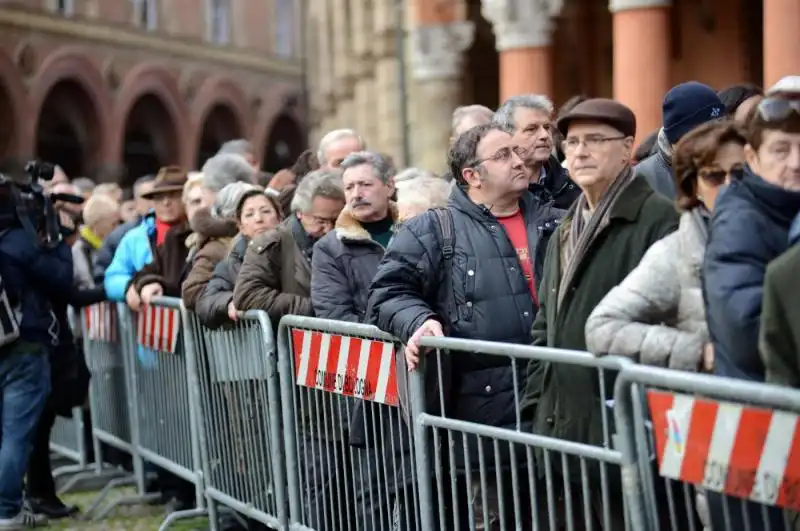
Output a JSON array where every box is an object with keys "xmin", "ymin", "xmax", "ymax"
[{"xmin": 556, "ymin": 98, "xmax": 637, "ymax": 139}]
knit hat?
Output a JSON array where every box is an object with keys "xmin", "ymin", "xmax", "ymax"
[{"xmin": 662, "ymin": 82, "xmax": 726, "ymax": 145}]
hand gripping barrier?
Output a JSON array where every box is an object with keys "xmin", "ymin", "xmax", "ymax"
[
  {"xmin": 276, "ymin": 315, "xmax": 421, "ymax": 531},
  {"xmin": 614, "ymin": 364, "xmax": 800, "ymax": 531},
  {"xmin": 414, "ymin": 336, "xmax": 637, "ymax": 531},
  {"xmin": 181, "ymin": 304, "xmax": 288, "ymax": 530}
]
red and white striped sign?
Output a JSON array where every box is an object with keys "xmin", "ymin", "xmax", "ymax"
[
  {"xmin": 136, "ymin": 305, "xmax": 181, "ymax": 354},
  {"xmin": 292, "ymin": 329, "xmax": 399, "ymax": 407},
  {"xmin": 83, "ymin": 302, "xmax": 116, "ymax": 342},
  {"xmin": 648, "ymin": 389, "xmax": 800, "ymax": 511}
]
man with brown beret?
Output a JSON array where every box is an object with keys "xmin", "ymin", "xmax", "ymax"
[{"xmin": 520, "ymin": 98, "xmax": 679, "ymax": 528}]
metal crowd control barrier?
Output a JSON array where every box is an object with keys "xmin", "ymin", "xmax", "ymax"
[
  {"xmin": 276, "ymin": 315, "xmax": 420, "ymax": 531},
  {"xmin": 49, "ymin": 407, "xmax": 91, "ymax": 484},
  {"xmin": 78, "ymin": 302, "xmax": 161, "ymax": 519},
  {"xmin": 182, "ymin": 306, "xmax": 287, "ymax": 529},
  {"xmin": 414, "ymin": 336, "xmax": 635, "ymax": 531},
  {"xmin": 129, "ymin": 297, "xmax": 209, "ymax": 529},
  {"xmin": 614, "ymin": 364, "xmax": 800, "ymax": 531}
]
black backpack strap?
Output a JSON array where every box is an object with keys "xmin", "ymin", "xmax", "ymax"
[
  {"xmin": 431, "ymin": 207, "xmax": 456, "ymax": 322},
  {"xmin": 432, "ymin": 207, "xmax": 455, "ymax": 261}
]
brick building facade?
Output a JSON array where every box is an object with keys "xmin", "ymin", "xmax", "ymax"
[{"xmin": 0, "ymin": 0, "xmax": 306, "ymax": 184}]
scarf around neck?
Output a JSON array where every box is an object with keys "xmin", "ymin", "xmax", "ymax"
[
  {"xmin": 79, "ymin": 225, "xmax": 103, "ymax": 249},
  {"xmin": 290, "ymin": 215, "xmax": 315, "ymax": 265},
  {"xmin": 558, "ymin": 165, "xmax": 635, "ymax": 309}
]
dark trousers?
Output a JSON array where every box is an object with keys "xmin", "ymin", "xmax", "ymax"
[{"xmin": 25, "ymin": 403, "xmax": 57, "ymax": 500}]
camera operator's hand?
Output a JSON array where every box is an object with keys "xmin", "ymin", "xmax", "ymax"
[
  {"xmin": 140, "ymin": 283, "xmax": 163, "ymax": 305},
  {"xmin": 126, "ymin": 285, "xmax": 142, "ymax": 311}
]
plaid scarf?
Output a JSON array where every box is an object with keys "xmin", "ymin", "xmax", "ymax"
[{"xmin": 558, "ymin": 165, "xmax": 635, "ymax": 310}]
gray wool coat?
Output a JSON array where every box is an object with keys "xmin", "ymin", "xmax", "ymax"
[{"xmin": 585, "ymin": 211, "xmax": 708, "ymax": 371}]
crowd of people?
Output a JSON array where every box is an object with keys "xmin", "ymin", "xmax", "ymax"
[{"xmin": 0, "ymin": 74, "xmax": 799, "ymax": 530}]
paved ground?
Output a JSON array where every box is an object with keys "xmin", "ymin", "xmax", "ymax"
[{"xmin": 46, "ymin": 489, "xmax": 209, "ymax": 531}]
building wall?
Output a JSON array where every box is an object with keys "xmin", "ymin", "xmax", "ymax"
[{"xmin": 0, "ymin": 0, "xmax": 307, "ymax": 183}]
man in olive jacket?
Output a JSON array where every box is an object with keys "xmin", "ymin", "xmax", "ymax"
[
  {"xmin": 521, "ymin": 99, "xmax": 678, "ymax": 528},
  {"xmin": 760, "ymin": 221, "xmax": 800, "ymax": 387}
]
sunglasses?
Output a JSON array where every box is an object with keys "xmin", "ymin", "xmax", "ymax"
[
  {"xmin": 697, "ymin": 163, "xmax": 744, "ymax": 185},
  {"xmin": 757, "ymin": 97, "xmax": 800, "ymax": 122}
]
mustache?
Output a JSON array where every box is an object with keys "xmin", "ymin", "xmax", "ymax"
[{"xmin": 351, "ymin": 199, "xmax": 372, "ymax": 208}]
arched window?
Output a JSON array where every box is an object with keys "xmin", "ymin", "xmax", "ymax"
[
  {"xmin": 132, "ymin": 0, "xmax": 158, "ymax": 31},
  {"xmin": 275, "ymin": 0, "xmax": 295, "ymax": 57},
  {"xmin": 207, "ymin": 0, "xmax": 231, "ymax": 45}
]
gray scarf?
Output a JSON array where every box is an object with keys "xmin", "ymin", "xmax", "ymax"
[{"xmin": 558, "ymin": 165, "xmax": 635, "ymax": 309}]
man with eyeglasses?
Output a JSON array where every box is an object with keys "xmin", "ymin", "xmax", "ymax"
[
  {"xmin": 494, "ymin": 94, "xmax": 581, "ymax": 210},
  {"xmin": 233, "ymin": 168, "xmax": 345, "ymax": 326},
  {"xmin": 520, "ymin": 98, "xmax": 678, "ymax": 529},
  {"xmin": 367, "ymin": 123, "xmax": 564, "ymax": 528},
  {"xmin": 635, "ymin": 81, "xmax": 727, "ymax": 199}
]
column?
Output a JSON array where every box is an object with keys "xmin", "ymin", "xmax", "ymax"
[
  {"xmin": 411, "ymin": 21, "xmax": 475, "ymax": 173},
  {"xmin": 611, "ymin": 0, "xmax": 671, "ymax": 145},
  {"xmin": 370, "ymin": 0, "xmax": 402, "ymax": 160},
  {"xmin": 482, "ymin": 0, "xmax": 561, "ymax": 101},
  {"xmin": 763, "ymin": 0, "xmax": 800, "ymax": 87},
  {"xmin": 351, "ymin": 0, "xmax": 377, "ymax": 145}
]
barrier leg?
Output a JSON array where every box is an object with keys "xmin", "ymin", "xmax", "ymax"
[{"xmin": 157, "ymin": 507, "xmax": 209, "ymax": 531}]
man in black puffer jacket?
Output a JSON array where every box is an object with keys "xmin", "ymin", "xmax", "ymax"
[{"xmin": 366, "ymin": 124, "xmax": 564, "ymax": 529}]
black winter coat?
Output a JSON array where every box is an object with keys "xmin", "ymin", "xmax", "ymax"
[
  {"xmin": 704, "ymin": 168, "xmax": 800, "ymax": 381},
  {"xmin": 529, "ymin": 155, "xmax": 581, "ymax": 210},
  {"xmin": 195, "ymin": 235, "xmax": 247, "ymax": 329},
  {"xmin": 310, "ymin": 204, "xmax": 398, "ymax": 323},
  {"xmin": 366, "ymin": 186, "xmax": 564, "ymax": 445}
]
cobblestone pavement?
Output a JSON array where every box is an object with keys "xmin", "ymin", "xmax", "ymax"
[{"xmin": 45, "ymin": 489, "xmax": 209, "ymax": 531}]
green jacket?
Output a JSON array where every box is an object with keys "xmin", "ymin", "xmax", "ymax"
[
  {"xmin": 521, "ymin": 175, "xmax": 678, "ymax": 477},
  {"xmin": 760, "ymin": 244, "xmax": 800, "ymax": 388}
]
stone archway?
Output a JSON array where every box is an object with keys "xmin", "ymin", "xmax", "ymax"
[
  {"xmin": 112, "ymin": 63, "xmax": 190, "ymax": 182},
  {"xmin": 30, "ymin": 49, "xmax": 111, "ymax": 178},
  {"xmin": 122, "ymin": 94, "xmax": 181, "ymax": 185},
  {"xmin": 262, "ymin": 113, "xmax": 306, "ymax": 173},
  {"xmin": 34, "ymin": 80, "xmax": 102, "ymax": 178},
  {"xmin": 195, "ymin": 104, "xmax": 243, "ymax": 168}
]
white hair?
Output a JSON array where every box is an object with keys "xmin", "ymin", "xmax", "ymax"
[
  {"xmin": 394, "ymin": 167, "xmax": 436, "ymax": 184},
  {"xmin": 212, "ymin": 182, "xmax": 262, "ymax": 220},
  {"xmin": 217, "ymin": 139, "xmax": 254, "ymax": 158},
  {"xmin": 71, "ymin": 177, "xmax": 96, "ymax": 194},
  {"xmin": 452, "ymin": 105, "xmax": 494, "ymax": 134},
  {"xmin": 290, "ymin": 169, "xmax": 345, "ymax": 213},
  {"xmin": 396, "ymin": 177, "xmax": 453, "ymax": 210},
  {"xmin": 493, "ymin": 95, "xmax": 555, "ymax": 130},
  {"xmin": 316, "ymin": 129, "xmax": 364, "ymax": 166},
  {"xmin": 201, "ymin": 153, "xmax": 254, "ymax": 192}
]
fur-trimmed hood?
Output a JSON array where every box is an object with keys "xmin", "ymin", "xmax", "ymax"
[
  {"xmin": 186, "ymin": 206, "xmax": 239, "ymax": 249},
  {"xmin": 334, "ymin": 202, "xmax": 399, "ymax": 241}
]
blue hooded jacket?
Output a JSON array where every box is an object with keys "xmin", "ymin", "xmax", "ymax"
[
  {"xmin": 704, "ymin": 167, "xmax": 800, "ymax": 381},
  {"xmin": 103, "ymin": 213, "xmax": 156, "ymax": 302},
  {"xmin": 0, "ymin": 229, "xmax": 73, "ymax": 346}
]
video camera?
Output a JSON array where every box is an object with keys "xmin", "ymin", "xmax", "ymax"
[{"xmin": 0, "ymin": 160, "xmax": 62, "ymax": 247}]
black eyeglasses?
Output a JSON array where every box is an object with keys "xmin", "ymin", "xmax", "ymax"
[{"xmin": 757, "ymin": 97, "xmax": 800, "ymax": 122}]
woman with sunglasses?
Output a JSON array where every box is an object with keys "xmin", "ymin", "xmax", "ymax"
[
  {"xmin": 703, "ymin": 93, "xmax": 800, "ymax": 530},
  {"xmin": 586, "ymin": 120, "xmax": 747, "ymax": 530},
  {"xmin": 586, "ymin": 120, "xmax": 746, "ymax": 372}
]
